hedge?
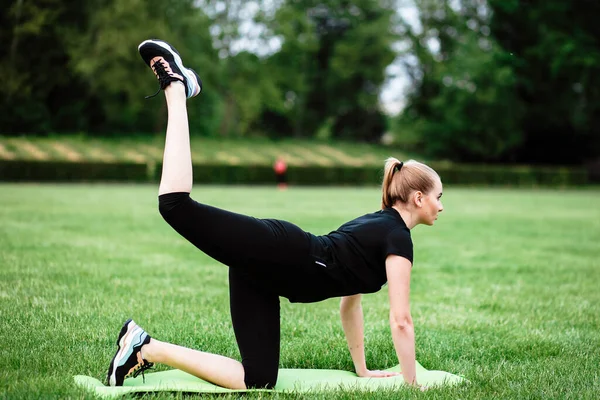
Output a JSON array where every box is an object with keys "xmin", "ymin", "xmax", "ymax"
[
  {"xmin": 0, "ymin": 160, "xmax": 149, "ymax": 182},
  {"xmin": 186, "ymin": 165, "xmax": 382, "ymax": 185},
  {"xmin": 430, "ymin": 163, "xmax": 590, "ymax": 186},
  {"xmin": 0, "ymin": 160, "xmax": 590, "ymax": 186}
]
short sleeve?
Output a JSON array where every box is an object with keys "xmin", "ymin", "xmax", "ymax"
[{"xmin": 385, "ymin": 227, "xmax": 413, "ymax": 263}]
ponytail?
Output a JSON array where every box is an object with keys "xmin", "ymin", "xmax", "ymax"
[
  {"xmin": 381, "ymin": 157, "xmax": 404, "ymax": 209},
  {"xmin": 381, "ymin": 158, "xmax": 440, "ymax": 209}
]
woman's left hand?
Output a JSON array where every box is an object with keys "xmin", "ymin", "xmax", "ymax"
[{"xmin": 357, "ymin": 369, "xmax": 401, "ymax": 378}]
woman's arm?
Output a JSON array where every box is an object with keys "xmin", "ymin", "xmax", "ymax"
[
  {"xmin": 386, "ymin": 254, "xmax": 417, "ymax": 385},
  {"xmin": 340, "ymin": 294, "xmax": 367, "ymax": 375},
  {"xmin": 340, "ymin": 295, "xmax": 399, "ymax": 378}
]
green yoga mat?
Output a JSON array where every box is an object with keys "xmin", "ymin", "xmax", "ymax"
[{"xmin": 75, "ymin": 361, "xmax": 467, "ymax": 397}]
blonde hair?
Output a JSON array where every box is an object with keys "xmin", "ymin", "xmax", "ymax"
[{"xmin": 381, "ymin": 157, "xmax": 440, "ymax": 209}]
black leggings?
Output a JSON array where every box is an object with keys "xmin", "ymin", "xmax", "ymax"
[{"xmin": 158, "ymin": 192, "xmax": 314, "ymax": 389}]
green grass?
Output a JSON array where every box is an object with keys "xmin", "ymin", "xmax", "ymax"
[
  {"xmin": 0, "ymin": 136, "xmax": 412, "ymax": 167},
  {"xmin": 1, "ymin": 184, "xmax": 599, "ymax": 399}
]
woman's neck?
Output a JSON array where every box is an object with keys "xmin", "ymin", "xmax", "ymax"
[{"xmin": 392, "ymin": 205, "xmax": 418, "ymax": 230}]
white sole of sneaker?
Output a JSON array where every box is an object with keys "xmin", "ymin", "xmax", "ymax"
[{"xmin": 138, "ymin": 40, "xmax": 201, "ymax": 98}]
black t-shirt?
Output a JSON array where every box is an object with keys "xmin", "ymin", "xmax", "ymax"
[{"xmin": 310, "ymin": 207, "xmax": 413, "ymax": 296}]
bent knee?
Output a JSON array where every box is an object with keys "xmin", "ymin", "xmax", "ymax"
[
  {"xmin": 158, "ymin": 192, "xmax": 191, "ymax": 219},
  {"xmin": 244, "ymin": 368, "xmax": 278, "ymax": 389}
]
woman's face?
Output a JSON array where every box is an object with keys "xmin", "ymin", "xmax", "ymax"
[{"xmin": 419, "ymin": 179, "xmax": 444, "ymax": 226}]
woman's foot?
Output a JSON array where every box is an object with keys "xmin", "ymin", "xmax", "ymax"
[
  {"xmin": 138, "ymin": 39, "xmax": 202, "ymax": 99},
  {"xmin": 106, "ymin": 319, "xmax": 153, "ymax": 386}
]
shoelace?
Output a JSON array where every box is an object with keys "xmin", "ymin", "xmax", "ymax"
[
  {"xmin": 145, "ymin": 60, "xmax": 176, "ymax": 99},
  {"xmin": 130, "ymin": 360, "xmax": 155, "ymax": 383}
]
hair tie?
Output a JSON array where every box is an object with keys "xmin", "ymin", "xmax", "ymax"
[{"xmin": 394, "ymin": 162, "xmax": 404, "ymax": 173}]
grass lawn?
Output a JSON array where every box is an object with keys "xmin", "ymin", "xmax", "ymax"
[
  {"xmin": 1, "ymin": 184, "xmax": 599, "ymax": 399},
  {"xmin": 0, "ymin": 136, "xmax": 412, "ymax": 167}
]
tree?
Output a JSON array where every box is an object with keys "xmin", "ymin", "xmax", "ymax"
[
  {"xmin": 489, "ymin": 0, "xmax": 600, "ymax": 164},
  {"xmin": 0, "ymin": 0, "xmax": 224, "ymax": 136},
  {"xmin": 398, "ymin": 0, "xmax": 600, "ymax": 164},
  {"xmin": 66, "ymin": 0, "xmax": 222, "ymax": 135},
  {"xmin": 190, "ymin": 0, "xmax": 287, "ymax": 137},
  {"xmin": 259, "ymin": 0, "xmax": 397, "ymax": 140},
  {"xmin": 396, "ymin": 0, "xmax": 522, "ymax": 162},
  {"xmin": 0, "ymin": 0, "xmax": 93, "ymax": 134},
  {"xmin": 1, "ymin": 0, "xmax": 409, "ymax": 142}
]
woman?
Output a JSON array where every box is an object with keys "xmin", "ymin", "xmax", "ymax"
[{"xmin": 106, "ymin": 39, "xmax": 444, "ymax": 390}]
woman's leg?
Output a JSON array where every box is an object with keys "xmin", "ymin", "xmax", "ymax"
[
  {"xmin": 228, "ymin": 268, "xmax": 280, "ymax": 388},
  {"xmin": 132, "ymin": 39, "xmax": 288, "ymax": 390},
  {"xmin": 159, "ymin": 82, "xmax": 193, "ymax": 195},
  {"xmin": 107, "ymin": 81, "xmax": 249, "ymax": 388},
  {"xmin": 130, "ymin": 269, "xmax": 281, "ymax": 391},
  {"xmin": 154, "ymin": 50, "xmax": 311, "ymax": 268},
  {"xmin": 159, "ymin": 192, "xmax": 311, "ymax": 270},
  {"xmin": 106, "ymin": 318, "xmax": 246, "ymax": 389},
  {"xmin": 114, "ymin": 270, "xmax": 280, "ymax": 390},
  {"xmin": 142, "ymin": 338, "xmax": 246, "ymax": 389}
]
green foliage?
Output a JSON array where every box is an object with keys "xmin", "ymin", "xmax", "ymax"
[
  {"xmin": 3, "ymin": 0, "xmax": 599, "ymax": 164},
  {"xmin": 217, "ymin": 52, "xmax": 282, "ymax": 137},
  {"xmin": 0, "ymin": 0, "xmax": 223, "ymax": 136},
  {"xmin": 1, "ymin": 0, "xmax": 398, "ymax": 141},
  {"xmin": 259, "ymin": 0, "xmax": 397, "ymax": 140},
  {"xmin": 0, "ymin": 0, "xmax": 396, "ymax": 140},
  {"xmin": 397, "ymin": 0, "xmax": 600, "ymax": 164},
  {"xmin": 489, "ymin": 0, "xmax": 600, "ymax": 164},
  {"xmin": 65, "ymin": 0, "xmax": 221, "ymax": 135},
  {"xmin": 0, "ymin": 0, "xmax": 91, "ymax": 133},
  {"xmin": 397, "ymin": 0, "xmax": 522, "ymax": 162}
]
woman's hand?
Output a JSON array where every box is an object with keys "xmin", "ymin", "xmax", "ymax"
[{"xmin": 357, "ymin": 369, "xmax": 401, "ymax": 378}]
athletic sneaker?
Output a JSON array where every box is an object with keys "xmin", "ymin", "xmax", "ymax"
[
  {"xmin": 138, "ymin": 39, "xmax": 202, "ymax": 99},
  {"xmin": 106, "ymin": 319, "xmax": 154, "ymax": 386}
]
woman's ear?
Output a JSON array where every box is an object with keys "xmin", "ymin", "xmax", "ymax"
[{"xmin": 414, "ymin": 191, "xmax": 423, "ymax": 207}]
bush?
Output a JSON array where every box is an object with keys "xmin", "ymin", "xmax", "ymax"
[
  {"xmin": 0, "ymin": 160, "xmax": 148, "ymax": 182},
  {"xmin": 431, "ymin": 163, "xmax": 588, "ymax": 186},
  {"xmin": 0, "ymin": 160, "xmax": 589, "ymax": 186}
]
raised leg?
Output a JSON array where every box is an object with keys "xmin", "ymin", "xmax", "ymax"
[{"xmin": 159, "ymin": 83, "xmax": 193, "ymax": 195}]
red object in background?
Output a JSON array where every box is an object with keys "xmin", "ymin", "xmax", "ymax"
[
  {"xmin": 274, "ymin": 158, "xmax": 288, "ymax": 189},
  {"xmin": 274, "ymin": 158, "xmax": 287, "ymax": 175}
]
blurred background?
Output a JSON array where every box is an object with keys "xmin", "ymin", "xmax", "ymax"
[{"xmin": 1, "ymin": 0, "xmax": 599, "ymax": 184}]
